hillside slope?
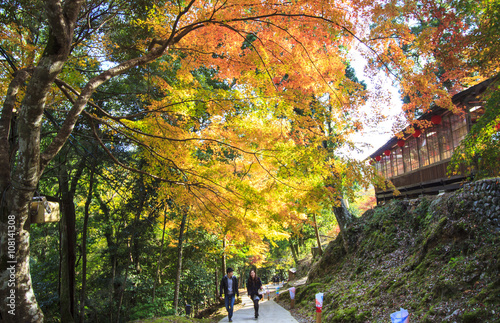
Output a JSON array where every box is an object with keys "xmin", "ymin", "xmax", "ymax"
[{"xmin": 278, "ymin": 178, "xmax": 500, "ymax": 322}]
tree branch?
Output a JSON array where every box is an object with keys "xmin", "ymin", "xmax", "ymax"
[{"xmin": 86, "ymin": 111, "xmax": 198, "ymax": 187}]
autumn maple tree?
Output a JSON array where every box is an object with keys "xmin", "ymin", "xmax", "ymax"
[{"xmin": 361, "ymin": 0, "xmax": 499, "ymax": 124}]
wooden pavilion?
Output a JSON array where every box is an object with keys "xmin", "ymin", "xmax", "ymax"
[{"xmin": 369, "ymin": 78, "xmax": 496, "ymax": 203}]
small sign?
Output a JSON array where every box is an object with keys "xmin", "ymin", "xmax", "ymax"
[
  {"xmin": 289, "ymin": 287, "xmax": 296, "ymax": 300},
  {"xmin": 315, "ymin": 293, "xmax": 323, "ymax": 313},
  {"xmin": 30, "ymin": 197, "xmax": 60, "ymax": 224}
]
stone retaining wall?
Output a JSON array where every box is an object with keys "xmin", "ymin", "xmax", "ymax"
[{"xmin": 458, "ymin": 177, "xmax": 500, "ymax": 223}]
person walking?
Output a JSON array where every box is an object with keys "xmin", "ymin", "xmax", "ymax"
[
  {"xmin": 246, "ymin": 269, "xmax": 263, "ymax": 319},
  {"xmin": 220, "ymin": 267, "xmax": 239, "ymax": 322}
]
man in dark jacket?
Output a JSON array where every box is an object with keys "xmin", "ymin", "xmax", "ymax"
[{"xmin": 219, "ymin": 267, "xmax": 239, "ymax": 322}]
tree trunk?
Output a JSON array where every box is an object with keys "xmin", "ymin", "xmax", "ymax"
[
  {"xmin": 116, "ymin": 243, "xmax": 131, "ymax": 323},
  {"xmin": 221, "ymin": 237, "xmax": 227, "ymax": 277},
  {"xmin": 0, "ymin": 69, "xmax": 46, "ymax": 323},
  {"xmin": 132, "ymin": 176, "xmax": 146, "ymax": 275},
  {"xmin": 289, "ymin": 239, "xmax": 299, "ymax": 265},
  {"xmin": 59, "ymin": 203, "xmax": 76, "ymax": 322},
  {"xmin": 153, "ymin": 210, "xmax": 168, "ymax": 302},
  {"xmin": 0, "ymin": 1, "xmax": 82, "ymax": 317},
  {"xmin": 58, "ymin": 158, "xmax": 83, "ymax": 323},
  {"xmin": 333, "ymin": 198, "xmax": 353, "ymax": 253},
  {"xmin": 312, "ymin": 213, "xmax": 323, "ymax": 257},
  {"xmin": 293, "ymin": 242, "xmax": 300, "ymax": 258},
  {"xmin": 109, "ymin": 256, "xmax": 117, "ymax": 323},
  {"xmin": 58, "ymin": 167, "xmax": 76, "ymax": 322},
  {"xmin": 239, "ymin": 268, "xmax": 244, "ymax": 287},
  {"xmin": 215, "ymin": 267, "xmax": 219, "ymax": 300},
  {"xmin": 98, "ymin": 195, "xmax": 117, "ymax": 323},
  {"xmin": 173, "ymin": 210, "xmax": 187, "ymax": 315},
  {"xmin": 0, "ymin": 188, "xmax": 45, "ymax": 323},
  {"xmin": 79, "ymin": 164, "xmax": 95, "ymax": 323}
]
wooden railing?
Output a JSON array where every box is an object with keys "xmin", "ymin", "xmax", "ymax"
[{"xmin": 374, "ymin": 159, "xmax": 470, "ymax": 203}]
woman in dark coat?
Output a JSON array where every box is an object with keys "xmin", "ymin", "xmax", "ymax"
[{"xmin": 246, "ymin": 269, "xmax": 263, "ymax": 318}]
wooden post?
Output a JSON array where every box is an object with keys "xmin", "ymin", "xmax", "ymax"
[
  {"xmin": 289, "ymin": 287, "xmax": 296, "ymax": 309},
  {"xmin": 315, "ymin": 292, "xmax": 323, "ymax": 323}
]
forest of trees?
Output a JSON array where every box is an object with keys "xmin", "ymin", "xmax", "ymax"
[{"xmin": 1, "ymin": 0, "xmax": 498, "ymax": 322}]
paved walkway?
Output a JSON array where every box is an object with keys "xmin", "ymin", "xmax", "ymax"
[{"xmin": 219, "ymin": 283, "xmax": 298, "ymax": 322}]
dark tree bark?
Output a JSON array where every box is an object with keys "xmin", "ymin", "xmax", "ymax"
[
  {"xmin": 289, "ymin": 239, "xmax": 299, "ymax": 265},
  {"xmin": 221, "ymin": 236, "xmax": 227, "ymax": 278},
  {"xmin": 79, "ymin": 162, "xmax": 96, "ymax": 323},
  {"xmin": 215, "ymin": 267, "xmax": 219, "ymax": 300},
  {"xmin": 97, "ymin": 194, "xmax": 117, "ymax": 323},
  {"xmin": 58, "ymin": 157, "xmax": 84, "ymax": 323},
  {"xmin": 131, "ymin": 176, "xmax": 146, "ymax": 275},
  {"xmin": 312, "ymin": 213, "xmax": 323, "ymax": 257},
  {"xmin": 116, "ymin": 243, "xmax": 130, "ymax": 323},
  {"xmin": 153, "ymin": 209, "xmax": 168, "ymax": 302},
  {"xmin": 173, "ymin": 209, "xmax": 187, "ymax": 315},
  {"xmin": 109, "ymin": 255, "xmax": 117, "ymax": 323},
  {"xmin": 293, "ymin": 242, "xmax": 300, "ymax": 258}
]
